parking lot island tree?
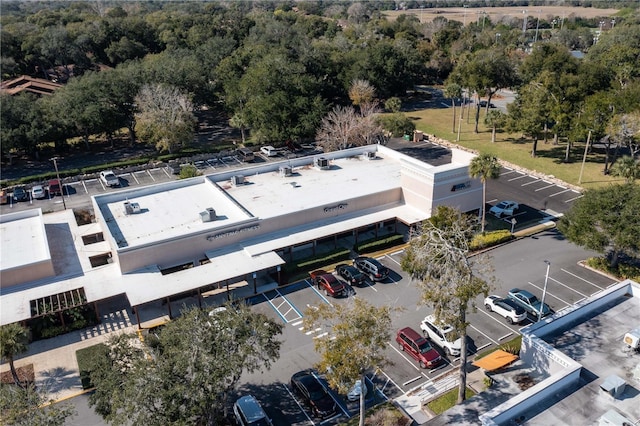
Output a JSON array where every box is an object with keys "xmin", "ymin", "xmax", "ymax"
[
  {"xmin": 303, "ymin": 298, "xmax": 395, "ymax": 426},
  {"xmin": 401, "ymin": 206, "xmax": 493, "ymax": 404},
  {"xmin": 557, "ymin": 183, "xmax": 640, "ymax": 270},
  {"xmin": 88, "ymin": 304, "xmax": 283, "ymax": 425},
  {"xmin": 469, "ymin": 153, "xmax": 501, "ymax": 233},
  {"xmin": 0, "ymin": 383, "xmax": 76, "ymax": 426}
]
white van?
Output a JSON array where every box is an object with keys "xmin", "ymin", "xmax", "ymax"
[{"xmin": 260, "ymin": 145, "xmax": 278, "ymax": 157}]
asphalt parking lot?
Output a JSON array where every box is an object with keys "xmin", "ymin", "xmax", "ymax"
[{"xmin": 236, "ymin": 231, "xmax": 617, "ymax": 425}]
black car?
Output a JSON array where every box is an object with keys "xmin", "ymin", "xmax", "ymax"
[
  {"xmin": 336, "ymin": 264, "xmax": 367, "ymax": 287},
  {"xmin": 290, "ymin": 370, "xmax": 337, "ymax": 419},
  {"xmin": 353, "ymin": 256, "xmax": 389, "ymax": 282},
  {"xmin": 12, "ymin": 187, "xmax": 29, "ymax": 202}
]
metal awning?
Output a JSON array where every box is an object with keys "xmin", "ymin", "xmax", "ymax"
[{"xmin": 472, "ymin": 350, "xmax": 519, "ymax": 372}]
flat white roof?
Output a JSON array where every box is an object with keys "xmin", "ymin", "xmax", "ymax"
[
  {"xmin": 99, "ymin": 179, "xmax": 250, "ymax": 249},
  {"xmin": 226, "ymin": 154, "xmax": 401, "ymax": 219},
  {"xmin": 0, "ymin": 209, "xmax": 50, "ymax": 270}
]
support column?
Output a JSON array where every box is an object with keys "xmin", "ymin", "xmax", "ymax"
[
  {"xmin": 135, "ymin": 306, "xmax": 141, "ymax": 329},
  {"xmin": 197, "ymin": 288, "xmax": 202, "ymax": 309},
  {"xmin": 93, "ymin": 301, "xmax": 100, "ymax": 324},
  {"xmin": 166, "ymin": 297, "xmax": 172, "ymax": 319}
]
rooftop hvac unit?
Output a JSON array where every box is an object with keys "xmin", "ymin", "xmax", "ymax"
[
  {"xmin": 366, "ymin": 151, "xmax": 376, "ymax": 160},
  {"xmin": 231, "ymin": 175, "xmax": 245, "ymax": 186},
  {"xmin": 200, "ymin": 207, "xmax": 216, "ymax": 223},
  {"xmin": 124, "ymin": 201, "xmax": 141, "ymax": 215},
  {"xmin": 623, "ymin": 328, "xmax": 640, "ymax": 349},
  {"xmin": 598, "ymin": 409, "xmax": 635, "ymax": 426},
  {"xmin": 279, "ymin": 166, "xmax": 293, "ymax": 177},
  {"xmin": 600, "ymin": 375, "xmax": 626, "ymax": 399},
  {"xmin": 315, "ymin": 157, "xmax": 329, "ymax": 170}
]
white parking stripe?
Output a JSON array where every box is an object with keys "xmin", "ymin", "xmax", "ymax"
[
  {"xmin": 548, "ymin": 276, "xmax": 588, "ymax": 297},
  {"xmin": 499, "ymin": 332, "xmax": 513, "ymax": 341},
  {"xmin": 549, "ymin": 189, "xmax": 571, "ymax": 197},
  {"xmin": 559, "ymin": 269, "xmax": 606, "ymax": 290},
  {"xmin": 477, "ymin": 308, "xmax": 519, "ymax": 331},
  {"xmin": 147, "ymin": 169, "xmax": 156, "ymax": 181},
  {"xmin": 81, "ymin": 181, "xmax": 89, "ymax": 193},
  {"xmin": 469, "ymin": 324, "xmax": 500, "ymax": 345},
  {"xmin": 387, "ymin": 342, "xmax": 421, "ymax": 371},
  {"xmin": 527, "ymin": 281, "xmax": 570, "ymax": 306},
  {"xmin": 507, "ymin": 174, "xmax": 527, "ymax": 182},
  {"xmin": 131, "ymin": 172, "xmax": 140, "ymax": 184},
  {"xmin": 535, "ymin": 183, "xmax": 556, "ymax": 191},
  {"xmin": 565, "ymin": 194, "xmax": 583, "ymax": 202},
  {"xmin": 520, "ymin": 179, "xmax": 541, "ymax": 186},
  {"xmin": 500, "ymin": 169, "xmax": 515, "ymax": 176}
]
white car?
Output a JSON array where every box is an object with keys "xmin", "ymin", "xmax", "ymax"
[
  {"xmin": 260, "ymin": 145, "xmax": 278, "ymax": 157},
  {"xmin": 484, "ymin": 295, "xmax": 527, "ymax": 324},
  {"xmin": 489, "ymin": 200, "xmax": 519, "ymax": 218},
  {"xmin": 31, "ymin": 185, "xmax": 46, "ymax": 199},
  {"xmin": 100, "ymin": 170, "xmax": 120, "ymax": 187},
  {"xmin": 420, "ymin": 315, "xmax": 462, "ymax": 357}
]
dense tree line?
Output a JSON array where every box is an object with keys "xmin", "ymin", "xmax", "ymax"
[{"xmin": 1, "ymin": 1, "xmax": 638, "ymax": 165}]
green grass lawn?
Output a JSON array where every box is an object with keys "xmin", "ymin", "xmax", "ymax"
[
  {"xmin": 408, "ymin": 107, "xmax": 624, "ymax": 190},
  {"xmin": 426, "ymin": 386, "xmax": 476, "ymax": 415}
]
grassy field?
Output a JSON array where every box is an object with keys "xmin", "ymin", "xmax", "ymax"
[{"xmin": 409, "ymin": 106, "xmax": 624, "ymax": 190}]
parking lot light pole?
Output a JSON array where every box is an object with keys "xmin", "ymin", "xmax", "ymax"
[
  {"xmin": 539, "ymin": 260, "xmax": 551, "ymax": 321},
  {"xmin": 51, "ymin": 157, "xmax": 66, "ymax": 210}
]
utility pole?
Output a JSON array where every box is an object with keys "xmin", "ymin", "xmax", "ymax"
[
  {"xmin": 578, "ymin": 130, "xmax": 592, "ymax": 185},
  {"xmin": 51, "ymin": 157, "xmax": 67, "ymax": 210}
]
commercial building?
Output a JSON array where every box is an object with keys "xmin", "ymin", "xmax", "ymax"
[{"xmin": 1, "ymin": 145, "xmax": 482, "ymax": 327}]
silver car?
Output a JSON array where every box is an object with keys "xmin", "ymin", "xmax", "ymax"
[{"xmin": 233, "ymin": 395, "xmax": 272, "ymax": 426}]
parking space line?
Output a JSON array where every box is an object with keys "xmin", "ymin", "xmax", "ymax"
[
  {"xmin": 262, "ymin": 293, "xmax": 287, "ymax": 322},
  {"xmin": 282, "ymin": 383, "xmax": 315, "ymax": 425},
  {"xmin": 477, "ymin": 308, "xmax": 518, "ymax": 332},
  {"xmin": 548, "ymin": 276, "xmax": 588, "ymax": 297},
  {"xmin": 403, "ymin": 376, "xmax": 423, "ymax": 387},
  {"xmin": 385, "ymin": 254, "xmax": 401, "ymax": 266},
  {"xmin": 372, "ymin": 368, "xmax": 403, "ymax": 396},
  {"xmin": 82, "ymin": 180, "xmax": 89, "ymax": 193},
  {"xmin": 500, "ymin": 169, "xmax": 515, "ymax": 176},
  {"xmin": 565, "ymin": 194, "xmax": 583, "ymax": 202},
  {"xmin": 387, "ymin": 342, "xmax": 421, "ymax": 372},
  {"xmin": 560, "ymin": 268, "xmax": 607, "ymax": 290},
  {"xmin": 549, "ymin": 189, "xmax": 571, "ymax": 197},
  {"xmin": 520, "ymin": 179, "xmax": 541, "ymax": 186},
  {"xmin": 305, "ymin": 279, "xmax": 334, "ymax": 307},
  {"xmin": 476, "ymin": 342, "xmax": 492, "ymax": 352},
  {"xmin": 469, "ymin": 324, "xmax": 500, "ymax": 345},
  {"xmin": 131, "ymin": 172, "xmax": 140, "ymax": 184},
  {"xmin": 507, "ymin": 173, "xmax": 527, "ymax": 182},
  {"xmin": 499, "ymin": 332, "xmax": 513, "ymax": 341},
  {"xmin": 535, "ymin": 183, "xmax": 556, "ymax": 191},
  {"xmin": 147, "ymin": 169, "xmax": 156, "ymax": 181},
  {"xmin": 527, "ymin": 281, "xmax": 570, "ymax": 306}
]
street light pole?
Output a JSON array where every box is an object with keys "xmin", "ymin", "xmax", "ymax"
[
  {"xmin": 50, "ymin": 157, "xmax": 66, "ymax": 210},
  {"xmin": 539, "ymin": 260, "xmax": 551, "ymax": 322},
  {"xmin": 578, "ymin": 130, "xmax": 592, "ymax": 184},
  {"xmin": 534, "ymin": 10, "xmax": 541, "ymax": 43}
]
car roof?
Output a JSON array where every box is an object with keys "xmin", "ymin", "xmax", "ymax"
[
  {"xmin": 425, "ymin": 315, "xmax": 454, "ymax": 332},
  {"xmin": 398, "ymin": 327, "xmax": 423, "ymax": 341},
  {"xmin": 510, "ymin": 288, "xmax": 534, "ymax": 297},
  {"xmin": 235, "ymin": 395, "xmax": 267, "ymax": 422},
  {"xmin": 292, "ymin": 370, "xmax": 322, "ymax": 389},
  {"xmin": 499, "ymin": 298, "xmax": 524, "ymax": 311}
]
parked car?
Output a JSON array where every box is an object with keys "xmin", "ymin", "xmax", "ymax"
[
  {"xmin": 396, "ymin": 327, "xmax": 442, "ymax": 369},
  {"xmin": 260, "ymin": 145, "xmax": 278, "ymax": 157},
  {"xmin": 100, "ymin": 170, "xmax": 120, "ymax": 187},
  {"xmin": 484, "ymin": 295, "xmax": 527, "ymax": 324},
  {"xmin": 233, "ymin": 395, "xmax": 273, "ymax": 426},
  {"xmin": 290, "ymin": 370, "xmax": 337, "ymax": 419},
  {"xmin": 335, "ymin": 264, "xmax": 367, "ymax": 287},
  {"xmin": 48, "ymin": 179, "xmax": 62, "ymax": 195},
  {"xmin": 479, "ymin": 100, "xmax": 496, "ymax": 108},
  {"xmin": 346, "ymin": 379, "xmax": 369, "ymax": 402},
  {"xmin": 12, "ymin": 187, "xmax": 29, "ymax": 202},
  {"xmin": 353, "ymin": 257, "xmax": 389, "ymax": 282},
  {"xmin": 31, "ymin": 185, "xmax": 46, "ymax": 199},
  {"xmin": 489, "ymin": 200, "xmax": 519, "ymax": 218},
  {"xmin": 420, "ymin": 315, "xmax": 462, "ymax": 357},
  {"xmin": 310, "ymin": 270, "xmax": 346, "ymax": 298},
  {"xmin": 508, "ymin": 288, "xmax": 552, "ymax": 319},
  {"xmin": 237, "ymin": 147, "xmax": 255, "ymax": 162}
]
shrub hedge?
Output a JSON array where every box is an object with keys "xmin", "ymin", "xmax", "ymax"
[
  {"xmin": 470, "ymin": 230, "xmax": 513, "ymax": 251},
  {"xmin": 585, "ymin": 257, "xmax": 640, "ymax": 281},
  {"xmin": 76, "ymin": 343, "xmax": 108, "ymax": 389},
  {"xmin": 282, "ymin": 248, "xmax": 351, "ymax": 282},
  {"xmin": 354, "ymin": 233, "xmax": 405, "ymax": 254}
]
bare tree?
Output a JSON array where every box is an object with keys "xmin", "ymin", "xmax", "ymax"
[
  {"xmin": 401, "ymin": 206, "xmax": 493, "ymax": 404},
  {"xmin": 316, "ymin": 105, "xmax": 360, "ymax": 152},
  {"xmin": 134, "ymin": 84, "xmax": 196, "ymax": 153}
]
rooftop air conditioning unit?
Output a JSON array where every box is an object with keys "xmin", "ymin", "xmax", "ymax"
[
  {"xmin": 623, "ymin": 328, "xmax": 640, "ymax": 349},
  {"xmin": 279, "ymin": 166, "xmax": 293, "ymax": 177},
  {"xmin": 124, "ymin": 201, "xmax": 141, "ymax": 215},
  {"xmin": 315, "ymin": 157, "xmax": 329, "ymax": 170},
  {"xmin": 200, "ymin": 207, "xmax": 216, "ymax": 223},
  {"xmin": 366, "ymin": 151, "xmax": 376, "ymax": 160},
  {"xmin": 231, "ymin": 175, "xmax": 245, "ymax": 186}
]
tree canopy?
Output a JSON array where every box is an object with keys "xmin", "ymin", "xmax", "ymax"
[{"xmin": 88, "ymin": 304, "xmax": 283, "ymax": 425}]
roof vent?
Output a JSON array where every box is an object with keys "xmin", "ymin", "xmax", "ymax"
[
  {"xmin": 623, "ymin": 328, "xmax": 640, "ymax": 349},
  {"xmin": 279, "ymin": 166, "xmax": 293, "ymax": 177},
  {"xmin": 200, "ymin": 207, "xmax": 216, "ymax": 223},
  {"xmin": 366, "ymin": 151, "xmax": 376, "ymax": 160},
  {"xmin": 231, "ymin": 175, "xmax": 245, "ymax": 186},
  {"xmin": 315, "ymin": 157, "xmax": 329, "ymax": 170},
  {"xmin": 124, "ymin": 201, "xmax": 141, "ymax": 215}
]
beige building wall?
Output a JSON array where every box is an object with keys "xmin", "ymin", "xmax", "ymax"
[{"xmin": 0, "ymin": 261, "xmax": 55, "ymax": 288}]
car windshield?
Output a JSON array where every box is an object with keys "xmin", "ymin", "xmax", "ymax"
[
  {"xmin": 418, "ymin": 340, "xmax": 434, "ymax": 354},
  {"xmin": 497, "ymin": 202, "xmax": 509, "ymax": 208}
]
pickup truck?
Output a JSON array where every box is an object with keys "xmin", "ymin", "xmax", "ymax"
[{"xmin": 100, "ymin": 170, "xmax": 120, "ymax": 187}]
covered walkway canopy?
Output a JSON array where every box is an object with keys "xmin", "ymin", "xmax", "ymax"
[{"xmin": 472, "ymin": 350, "xmax": 519, "ymax": 372}]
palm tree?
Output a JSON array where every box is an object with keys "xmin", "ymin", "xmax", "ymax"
[
  {"xmin": 0, "ymin": 323, "xmax": 29, "ymax": 388},
  {"xmin": 469, "ymin": 154, "xmax": 501, "ymax": 233},
  {"xmin": 610, "ymin": 156, "xmax": 640, "ymax": 183}
]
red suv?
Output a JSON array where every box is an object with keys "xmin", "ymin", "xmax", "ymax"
[
  {"xmin": 310, "ymin": 270, "xmax": 346, "ymax": 298},
  {"xmin": 396, "ymin": 327, "xmax": 441, "ymax": 369}
]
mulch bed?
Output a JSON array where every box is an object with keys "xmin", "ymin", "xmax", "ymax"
[{"xmin": 0, "ymin": 364, "xmax": 35, "ymax": 386}]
